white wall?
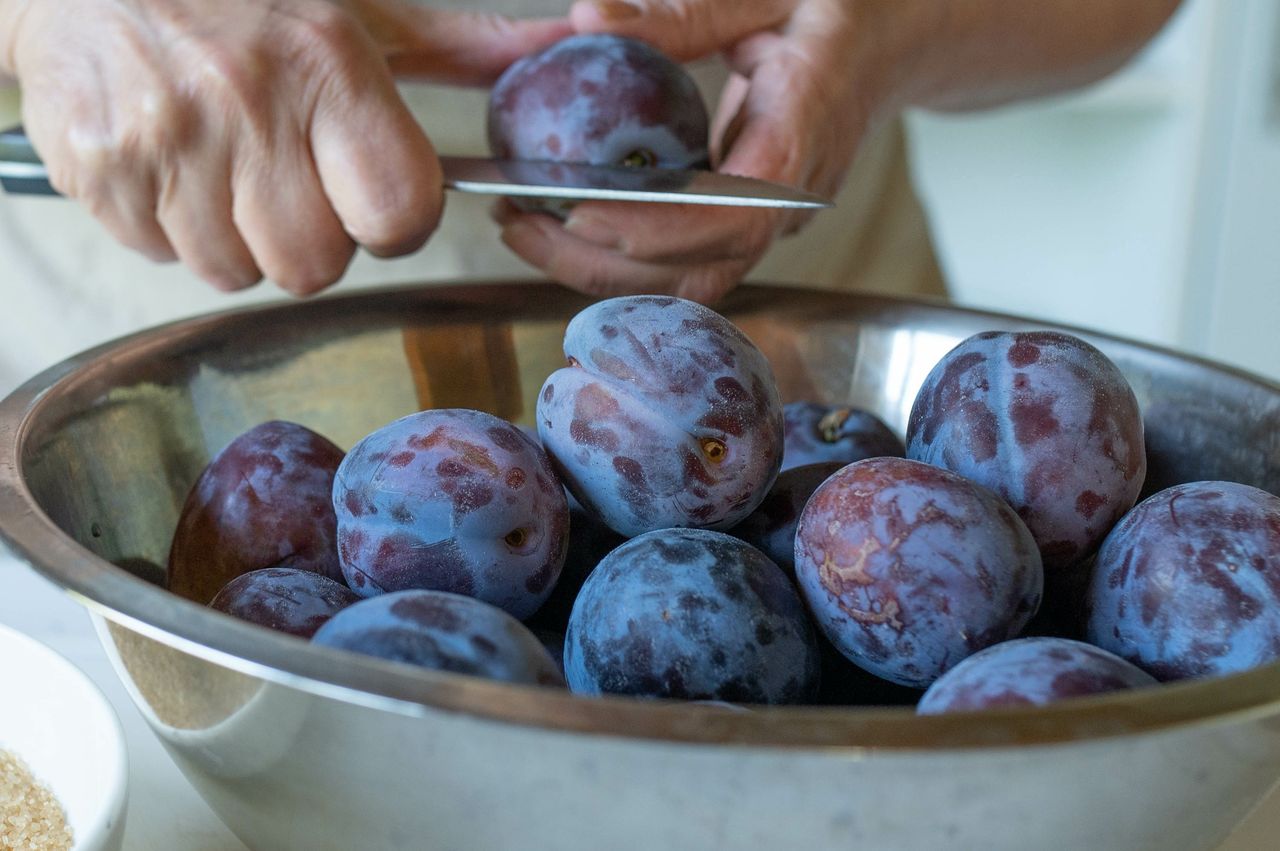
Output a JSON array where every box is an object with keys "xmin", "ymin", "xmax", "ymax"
[{"xmin": 907, "ymin": 0, "xmax": 1278, "ymax": 381}]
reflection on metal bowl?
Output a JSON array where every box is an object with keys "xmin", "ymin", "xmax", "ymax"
[{"xmin": 1, "ymin": 282, "xmax": 1278, "ymax": 850}]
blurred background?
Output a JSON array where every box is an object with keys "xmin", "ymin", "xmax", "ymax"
[{"xmin": 909, "ymin": 0, "xmax": 1279, "ymax": 382}]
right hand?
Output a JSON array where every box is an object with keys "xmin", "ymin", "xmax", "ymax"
[{"xmin": 0, "ymin": 0, "xmax": 568, "ymax": 294}]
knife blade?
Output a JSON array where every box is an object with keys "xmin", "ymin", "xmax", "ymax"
[{"xmin": 0, "ymin": 126, "xmax": 831, "ymax": 209}]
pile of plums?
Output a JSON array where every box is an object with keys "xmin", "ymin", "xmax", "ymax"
[
  {"xmin": 167, "ymin": 33, "xmax": 1280, "ymax": 713},
  {"xmin": 170, "ymin": 291, "xmax": 1280, "ymax": 714}
]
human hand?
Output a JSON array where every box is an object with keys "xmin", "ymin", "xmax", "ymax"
[
  {"xmin": 0, "ymin": 0, "xmax": 569, "ymax": 294},
  {"xmin": 497, "ymin": 0, "xmax": 893, "ymax": 304}
]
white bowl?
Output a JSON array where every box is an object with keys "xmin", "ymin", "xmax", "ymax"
[{"xmin": 0, "ymin": 623, "xmax": 127, "ymax": 851}]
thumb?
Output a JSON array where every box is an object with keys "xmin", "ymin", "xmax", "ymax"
[
  {"xmin": 358, "ymin": 4, "xmax": 574, "ymax": 85},
  {"xmin": 569, "ymin": 0, "xmax": 797, "ymax": 62}
]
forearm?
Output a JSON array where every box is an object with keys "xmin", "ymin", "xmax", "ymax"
[{"xmin": 861, "ymin": 0, "xmax": 1184, "ymax": 115}]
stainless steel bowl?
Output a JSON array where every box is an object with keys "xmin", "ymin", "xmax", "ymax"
[{"xmin": 1, "ymin": 282, "xmax": 1278, "ymax": 850}]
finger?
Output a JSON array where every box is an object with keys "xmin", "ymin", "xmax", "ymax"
[
  {"xmin": 309, "ymin": 20, "xmax": 443, "ymax": 259},
  {"xmin": 498, "ymin": 209, "xmax": 743, "ymax": 304},
  {"xmin": 155, "ymin": 158, "xmax": 262, "ymax": 292},
  {"xmin": 233, "ymin": 143, "xmax": 355, "ymax": 296},
  {"xmin": 362, "ymin": 5, "xmax": 573, "ymax": 85},
  {"xmin": 569, "ymin": 0, "xmax": 797, "ymax": 62},
  {"xmin": 24, "ymin": 111, "xmax": 178, "ymax": 263},
  {"xmin": 562, "ymin": 200, "xmax": 779, "ymax": 267}
]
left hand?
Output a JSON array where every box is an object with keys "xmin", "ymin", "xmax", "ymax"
[{"xmin": 495, "ymin": 0, "xmax": 890, "ymax": 304}]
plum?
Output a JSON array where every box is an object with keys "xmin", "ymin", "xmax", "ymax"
[
  {"xmin": 488, "ymin": 34, "xmax": 708, "ymax": 171},
  {"xmin": 312, "ymin": 590, "xmax": 565, "ymax": 687},
  {"xmin": 333, "ymin": 409, "xmax": 569, "ymax": 620},
  {"xmin": 531, "ymin": 628, "xmax": 567, "ymax": 678},
  {"xmin": 210, "ymin": 567, "xmax": 359, "ymax": 639},
  {"xmin": 537, "ymin": 296, "xmax": 784, "ymax": 537},
  {"xmin": 917, "ymin": 637, "xmax": 1156, "ymax": 714},
  {"xmin": 730, "ymin": 461, "xmax": 844, "ymax": 580},
  {"xmin": 169, "ymin": 421, "xmax": 345, "ymax": 605},
  {"xmin": 782, "ymin": 402, "xmax": 904, "ymax": 472},
  {"xmin": 1085, "ymin": 481, "xmax": 1280, "ymax": 681},
  {"xmin": 906, "ymin": 331, "xmax": 1146, "ymax": 574},
  {"xmin": 564, "ymin": 529, "xmax": 820, "ymax": 704},
  {"xmin": 795, "ymin": 457, "xmax": 1043, "ymax": 688}
]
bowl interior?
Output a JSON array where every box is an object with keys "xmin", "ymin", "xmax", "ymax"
[
  {"xmin": 0, "ymin": 624, "xmax": 127, "ymax": 850},
  {"xmin": 3, "ymin": 281, "xmax": 1279, "ymax": 747}
]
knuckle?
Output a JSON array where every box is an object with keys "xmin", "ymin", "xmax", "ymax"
[
  {"xmin": 270, "ymin": 247, "xmax": 352, "ymax": 296},
  {"xmin": 349, "ymin": 191, "xmax": 441, "ymax": 257},
  {"xmin": 289, "ymin": 3, "xmax": 365, "ymax": 64}
]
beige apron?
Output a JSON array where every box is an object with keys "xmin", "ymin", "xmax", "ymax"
[{"xmin": 0, "ymin": 3, "xmax": 943, "ymax": 396}]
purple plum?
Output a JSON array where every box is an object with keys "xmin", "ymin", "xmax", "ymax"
[
  {"xmin": 537, "ymin": 296, "xmax": 784, "ymax": 536},
  {"xmin": 906, "ymin": 331, "xmax": 1146, "ymax": 574},
  {"xmin": 333, "ymin": 409, "xmax": 569, "ymax": 620},
  {"xmin": 312, "ymin": 590, "xmax": 565, "ymax": 687},
  {"xmin": 795, "ymin": 457, "xmax": 1044, "ymax": 688},
  {"xmin": 210, "ymin": 567, "xmax": 359, "ymax": 639},
  {"xmin": 1085, "ymin": 481, "xmax": 1280, "ymax": 681},
  {"xmin": 564, "ymin": 529, "xmax": 820, "ymax": 704},
  {"xmin": 917, "ymin": 637, "xmax": 1156, "ymax": 714},
  {"xmin": 488, "ymin": 34, "xmax": 708, "ymax": 169},
  {"xmin": 169, "ymin": 420, "xmax": 345, "ymax": 604},
  {"xmin": 782, "ymin": 402, "xmax": 904, "ymax": 471}
]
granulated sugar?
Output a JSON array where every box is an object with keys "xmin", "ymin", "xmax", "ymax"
[{"xmin": 0, "ymin": 748, "xmax": 72, "ymax": 851}]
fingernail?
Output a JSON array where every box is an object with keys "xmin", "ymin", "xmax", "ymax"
[
  {"xmin": 591, "ymin": 0, "xmax": 643, "ymax": 21},
  {"xmin": 501, "ymin": 220, "xmax": 552, "ymax": 268},
  {"xmin": 564, "ymin": 213, "xmax": 621, "ymax": 249}
]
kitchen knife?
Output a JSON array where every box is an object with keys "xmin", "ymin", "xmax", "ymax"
[{"xmin": 0, "ymin": 126, "xmax": 831, "ymax": 209}]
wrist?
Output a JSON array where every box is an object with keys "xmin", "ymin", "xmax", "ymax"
[{"xmin": 841, "ymin": 0, "xmax": 944, "ymax": 123}]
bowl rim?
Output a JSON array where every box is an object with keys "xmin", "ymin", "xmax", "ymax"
[
  {"xmin": 1, "ymin": 280, "xmax": 1278, "ymax": 752},
  {"xmin": 0, "ymin": 622, "xmax": 129, "ymax": 851}
]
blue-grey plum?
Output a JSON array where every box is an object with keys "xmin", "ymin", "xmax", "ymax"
[
  {"xmin": 795, "ymin": 457, "xmax": 1044, "ymax": 688},
  {"xmin": 537, "ymin": 296, "xmax": 784, "ymax": 537},
  {"xmin": 210, "ymin": 567, "xmax": 359, "ymax": 639},
  {"xmin": 782, "ymin": 402, "xmax": 903, "ymax": 472},
  {"xmin": 333, "ymin": 409, "xmax": 569, "ymax": 620},
  {"xmin": 1085, "ymin": 481, "xmax": 1280, "ymax": 681},
  {"xmin": 169, "ymin": 420, "xmax": 345, "ymax": 604},
  {"xmin": 565, "ymin": 529, "xmax": 820, "ymax": 703},
  {"xmin": 906, "ymin": 331, "xmax": 1146, "ymax": 574},
  {"xmin": 917, "ymin": 637, "xmax": 1156, "ymax": 714},
  {"xmin": 730, "ymin": 462, "xmax": 844, "ymax": 580},
  {"xmin": 312, "ymin": 590, "xmax": 565, "ymax": 687}
]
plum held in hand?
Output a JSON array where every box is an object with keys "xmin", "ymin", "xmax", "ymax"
[
  {"xmin": 917, "ymin": 637, "xmax": 1156, "ymax": 714},
  {"xmin": 782, "ymin": 402, "xmax": 904, "ymax": 472},
  {"xmin": 488, "ymin": 33, "xmax": 709, "ymax": 171},
  {"xmin": 537, "ymin": 296, "xmax": 784, "ymax": 537},
  {"xmin": 795, "ymin": 457, "xmax": 1043, "ymax": 689},
  {"xmin": 333, "ymin": 410, "xmax": 569, "ymax": 620},
  {"xmin": 168, "ymin": 421, "xmax": 345, "ymax": 605},
  {"xmin": 906, "ymin": 331, "xmax": 1146, "ymax": 575},
  {"xmin": 210, "ymin": 567, "xmax": 359, "ymax": 639},
  {"xmin": 564, "ymin": 529, "xmax": 820, "ymax": 704},
  {"xmin": 1085, "ymin": 481, "xmax": 1280, "ymax": 681},
  {"xmin": 312, "ymin": 590, "xmax": 565, "ymax": 687},
  {"xmin": 730, "ymin": 461, "xmax": 844, "ymax": 580}
]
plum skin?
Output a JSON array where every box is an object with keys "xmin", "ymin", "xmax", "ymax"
[
  {"xmin": 333, "ymin": 409, "xmax": 569, "ymax": 620},
  {"xmin": 564, "ymin": 529, "xmax": 821, "ymax": 704},
  {"xmin": 210, "ymin": 567, "xmax": 358, "ymax": 639},
  {"xmin": 487, "ymin": 33, "xmax": 709, "ymax": 169},
  {"xmin": 312, "ymin": 590, "xmax": 565, "ymax": 687},
  {"xmin": 168, "ymin": 420, "xmax": 345, "ymax": 605},
  {"xmin": 537, "ymin": 295, "xmax": 784, "ymax": 537},
  {"xmin": 795, "ymin": 457, "xmax": 1044, "ymax": 688},
  {"xmin": 782, "ymin": 402, "xmax": 904, "ymax": 472},
  {"xmin": 1085, "ymin": 481, "xmax": 1280, "ymax": 681},
  {"xmin": 917, "ymin": 637, "xmax": 1156, "ymax": 714},
  {"xmin": 906, "ymin": 331, "xmax": 1146, "ymax": 574}
]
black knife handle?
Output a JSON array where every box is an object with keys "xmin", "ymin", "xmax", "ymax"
[{"xmin": 0, "ymin": 126, "xmax": 58, "ymax": 196}]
